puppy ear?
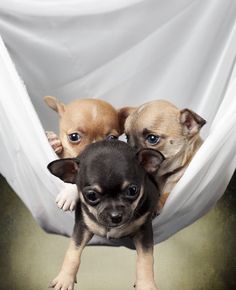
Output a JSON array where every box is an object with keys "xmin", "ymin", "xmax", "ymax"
[
  {"xmin": 180, "ymin": 109, "xmax": 206, "ymax": 136},
  {"xmin": 47, "ymin": 158, "xmax": 79, "ymax": 183},
  {"xmin": 117, "ymin": 107, "xmax": 137, "ymax": 132},
  {"xmin": 137, "ymin": 149, "xmax": 165, "ymax": 174},
  {"xmin": 44, "ymin": 96, "xmax": 65, "ymax": 117}
]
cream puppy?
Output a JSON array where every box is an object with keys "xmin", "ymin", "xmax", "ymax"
[{"xmin": 119, "ymin": 100, "xmax": 206, "ymax": 212}]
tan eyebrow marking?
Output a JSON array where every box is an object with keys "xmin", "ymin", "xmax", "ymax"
[
  {"xmin": 85, "ymin": 184, "xmax": 102, "ymax": 193},
  {"xmin": 121, "ymin": 181, "xmax": 130, "ymax": 190}
]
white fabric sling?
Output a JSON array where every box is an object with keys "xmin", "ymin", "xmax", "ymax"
[{"xmin": 0, "ymin": 0, "xmax": 236, "ymax": 248}]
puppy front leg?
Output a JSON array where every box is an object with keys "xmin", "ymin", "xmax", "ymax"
[
  {"xmin": 49, "ymin": 230, "xmax": 93, "ymax": 290},
  {"xmin": 133, "ymin": 220, "xmax": 158, "ymax": 290}
]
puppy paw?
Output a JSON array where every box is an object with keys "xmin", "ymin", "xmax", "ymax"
[
  {"xmin": 56, "ymin": 184, "xmax": 79, "ymax": 211},
  {"xmin": 135, "ymin": 281, "xmax": 158, "ymax": 290},
  {"xmin": 49, "ymin": 271, "xmax": 76, "ymax": 290},
  {"xmin": 46, "ymin": 131, "xmax": 63, "ymax": 155}
]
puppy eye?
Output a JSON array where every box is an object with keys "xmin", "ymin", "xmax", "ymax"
[
  {"xmin": 125, "ymin": 134, "xmax": 129, "ymax": 142},
  {"xmin": 126, "ymin": 185, "xmax": 139, "ymax": 200},
  {"xmin": 146, "ymin": 134, "xmax": 160, "ymax": 145},
  {"xmin": 68, "ymin": 133, "xmax": 81, "ymax": 143},
  {"xmin": 85, "ymin": 190, "xmax": 100, "ymax": 205},
  {"xmin": 106, "ymin": 135, "xmax": 118, "ymax": 141}
]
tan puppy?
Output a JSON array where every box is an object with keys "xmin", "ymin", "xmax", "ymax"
[
  {"xmin": 44, "ymin": 96, "xmax": 122, "ymax": 210},
  {"xmin": 120, "ymin": 100, "xmax": 206, "ymax": 212},
  {"xmin": 44, "ymin": 96, "xmax": 121, "ymax": 158}
]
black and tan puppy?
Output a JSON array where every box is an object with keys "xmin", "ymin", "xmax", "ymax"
[{"xmin": 48, "ymin": 140, "xmax": 164, "ymax": 290}]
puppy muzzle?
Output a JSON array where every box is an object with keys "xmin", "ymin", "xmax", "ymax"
[{"xmin": 98, "ymin": 207, "xmax": 132, "ymax": 229}]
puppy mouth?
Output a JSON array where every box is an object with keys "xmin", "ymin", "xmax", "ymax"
[{"xmin": 105, "ymin": 222, "xmax": 127, "ymax": 229}]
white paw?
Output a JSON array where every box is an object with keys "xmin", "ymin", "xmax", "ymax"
[
  {"xmin": 49, "ymin": 271, "xmax": 76, "ymax": 290},
  {"xmin": 46, "ymin": 131, "xmax": 63, "ymax": 154},
  {"xmin": 56, "ymin": 184, "xmax": 79, "ymax": 211}
]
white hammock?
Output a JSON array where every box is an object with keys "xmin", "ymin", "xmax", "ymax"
[{"xmin": 0, "ymin": 0, "xmax": 236, "ymax": 248}]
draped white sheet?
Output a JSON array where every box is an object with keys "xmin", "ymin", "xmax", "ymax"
[{"xmin": 0, "ymin": 0, "xmax": 236, "ymax": 248}]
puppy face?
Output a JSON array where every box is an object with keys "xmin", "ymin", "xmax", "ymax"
[
  {"xmin": 48, "ymin": 141, "xmax": 164, "ymax": 231},
  {"xmin": 80, "ymin": 146, "xmax": 144, "ymax": 228},
  {"xmin": 44, "ymin": 96, "xmax": 121, "ymax": 157},
  {"xmin": 121, "ymin": 100, "xmax": 206, "ymax": 161}
]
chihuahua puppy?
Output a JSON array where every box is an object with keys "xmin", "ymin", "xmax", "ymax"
[
  {"xmin": 44, "ymin": 96, "xmax": 121, "ymax": 158},
  {"xmin": 44, "ymin": 96, "xmax": 122, "ymax": 210},
  {"xmin": 119, "ymin": 100, "xmax": 206, "ymax": 212},
  {"xmin": 48, "ymin": 140, "xmax": 164, "ymax": 290}
]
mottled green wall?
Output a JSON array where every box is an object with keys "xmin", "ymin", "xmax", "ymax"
[{"xmin": 0, "ymin": 174, "xmax": 235, "ymax": 290}]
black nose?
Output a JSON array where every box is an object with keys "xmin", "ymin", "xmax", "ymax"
[{"xmin": 110, "ymin": 212, "xmax": 122, "ymax": 224}]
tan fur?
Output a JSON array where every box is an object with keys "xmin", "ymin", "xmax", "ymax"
[
  {"xmin": 122, "ymin": 100, "xmax": 205, "ymax": 211},
  {"xmin": 82, "ymin": 211, "xmax": 107, "ymax": 237},
  {"xmin": 44, "ymin": 97, "xmax": 121, "ymax": 158},
  {"xmin": 134, "ymin": 236, "xmax": 157, "ymax": 290},
  {"xmin": 106, "ymin": 213, "xmax": 149, "ymax": 239},
  {"xmin": 49, "ymin": 235, "xmax": 93, "ymax": 290},
  {"xmin": 131, "ymin": 186, "xmax": 144, "ymax": 212},
  {"xmin": 79, "ymin": 192, "xmax": 99, "ymax": 219}
]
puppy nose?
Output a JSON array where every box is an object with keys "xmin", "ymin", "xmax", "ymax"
[{"xmin": 110, "ymin": 212, "xmax": 122, "ymax": 224}]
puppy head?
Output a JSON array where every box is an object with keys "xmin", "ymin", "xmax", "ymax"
[
  {"xmin": 44, "ymin": 96, "xmax": 121, "ymax": 157},
  {"xmin": 120, "ymin": 100, "xmax": 206, "ymax": 160},
  {"xmin": 48, "ymin": 141, "xmax": 164, "ymax": 229}
]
